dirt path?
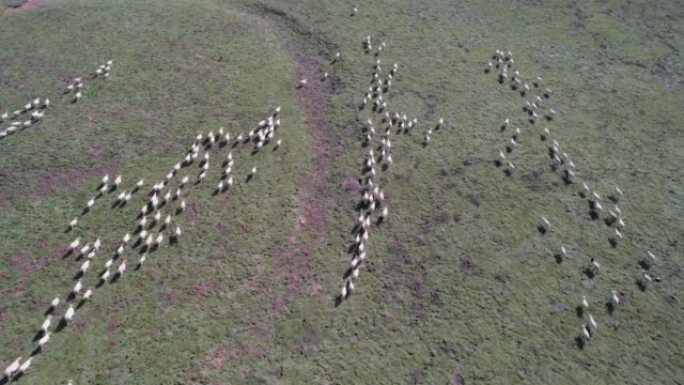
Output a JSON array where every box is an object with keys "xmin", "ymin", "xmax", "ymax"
[{"xmin": 3, "ymin": 0, "xmax": 49, "ymax": 14}]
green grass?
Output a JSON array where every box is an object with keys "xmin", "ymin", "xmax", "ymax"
[{"xmin": 1, "ymin": 0, "xmax": 683, "ymax": 384}]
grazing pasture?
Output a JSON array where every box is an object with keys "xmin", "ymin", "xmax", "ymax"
[{"xmin": 1, "ymin": 0, "xmax": 682, "ymax": 384}]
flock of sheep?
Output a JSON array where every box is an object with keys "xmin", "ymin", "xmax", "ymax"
[
  {"xmin": 1, "ymin": 4, "xmax": 668, "ymax": 383},
  {"xmin": 335, "ymin": 35, "xmax": 447, "ymax": 301},
  {"xmin": 485, "ymin": 48, "xmax": 661, "ymax": 346},
  {"xmin": 1, "ymin": 55, "xmax": 284, "ymax": 381}
]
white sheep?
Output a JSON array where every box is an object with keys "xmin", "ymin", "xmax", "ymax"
[
  {"xmin": 105, "ymin": 258, "xmax": 114, "ymax": 269},
  {"xmin": 155, "ymin": 234, "xmax": 164, "ymax": 245},
  {"xmin": 644, "ymin": 250, "xmax": 656, "ymax": 267},
  {"xmin": 540, "ymin": 216, "xmax": 551, "ymax": 231},
  {"xmin": 93, "ymin": 238, "xmax": 101, "ymax": 250},
  {"xmin": 73, "ymin": 279, "xmax": 83, "ymax": 294},
  {"xmin": 118, "ymin": 260, "xmax": 127, "ymax": 275},
  {"xmin": 79, "ymin": 244, "xmax": 90, "ymax": 256},
  {"xmin": 138, "ymin": 254, "xmax": 147, "ymax": 266},
  {"xmin": 610, "ymin": 290, "xmax": 621, "ymax": 306},
  {"xmin": 123, "ymin": 233, "xmax": 131, "ymax": 244},
  {"xmin": 51, "ymin": 297, "xmax": 60, "ymax": 308},
  {"xmin": 587, "ymin": 314, "xmax": 597, "ymax": 332},
  {"xmin": 69, "ymin": 217, "xmax": 78, "ymax": 230},
  {"xmin": 17, "ymin": 357, "xmax": 32, "ymax": 374},
  {"xmin": 4, "ymin": 357, "xmax": 21, "ymax": 379},
  {"xmin": 69, "ymin": 238, "xmax": 81, "ymax": 251},
  {"xmin": 101, "ymin": 268, "xmax": 111, "ymax": 281},
  {"xmin": 38, "ymin": 332, "xmax": 50, "ymax": 349},
  {"xmin": 581, "ymin": 296, "xmax": 589, "ymax": 309},
  {"xmin": 80, "ymin": 260, "xmax": 90, "ymax": 273},
  {"xmin": 64, "ymin": 305, "xmax": 75, "ymax": 322},
  {"xmin": 41, "ymin": 315, "xmax": 52, "ymax": 332},
  {"xmin": 174, "ymin": 226, "xmax": 182, "ymax": 239}
]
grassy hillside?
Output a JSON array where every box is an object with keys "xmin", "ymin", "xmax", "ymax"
[{"xmin": 1, "ymin": 0, "xmax": 682, "ymax": 384}]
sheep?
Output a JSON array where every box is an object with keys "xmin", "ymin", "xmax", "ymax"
[
  {"xmin": 145, "ymin": 234, "xmax": 154, "ymax": 247},
  {"xmin": 51, "ymin": 297, "xmax": 60, "ymax": 308},
  {"xmin": 80, "ymin": 260, "xmax": 90, "ymax": 273},
  {"xmin": 69, "ymin": 238, "xmax": 81, "ymax": 251},
  {"xmin": 4, "ymin": 357, "xmax": 22, "ymax": 379},
  {"xmin": 616, "ymin": 217, "xmax": 625, "ymax": 231},
  {"xmin": 87, "ymin": 251, "xmax": 96, "ymax": 259},
  {"xmin": 93, "ymin": 237, "xmax": 101, "ymax": 250},
  {"xmin": 99, "ymin": 183, "xmax": 109, "ymax": 194},
  {"xmin": 116, "ymin": 243, "xmax": 125, "ymax": 256},
  {"xmin": 589, "ymin": 258, "xmax": 600, "ymax": 275},
  {"xmin": 217, "ymin": 180, "xmax": 224, "ymax": 192},
  {"xmin": 118, "ymin": 260, "xmax": 128, "ymax": 275},
  {"xmin": 643, "ymin": 250, "xmax": 656, "ymax": 268},
  {"xmin": 560, "ymin": 244, "xmax": 567, "ymax": 258},
  {"xmin": 587, "ymin": 314, "xmax": 597, "ymax": 332},
  {"xmin": 139, "ymin": 216, "xmax": 148, "ymax": 229},
  {"xmin": 341, "ymin": 283, "xmax": 348, "ymax": 299},
  {"xmin": 155, "ymin": 234, "xmax": 164, "ymax": 245},
  {"xmin": 297, "ymin": 78, "xmax": 308, "ymax": 88},
  {"xmin": 123, "ymin": 232, "xmax": 131, "ymax": 244},
  {"xmin": 580, "ymin": 325, "xmax": 591, "ymax": 342},
  {"xmin": 116, "ymin": 191, "xmax": 126, "ymax": 201},
  {"xmin": 41, "ymin": 315, "xmax": 52, "ymax": 332},
  {"xmin": 101, "ymin": 268, "xmax": 111, "ymax": 281},
  {"xmin": 174, "ymin": 226, "xmax": 182, "ymax": 239},
  {"xmin": 227, "ymin": 176, "xmax": 234, "ymax": 186},
  {"xmin": 73, "ymin": 279, "xmax": 83, "ymax": 294},
  {"xmin": 581, "ymin": 296, "xmax": 589, "ymax": 310},
  {"xmin": 506, "ymin": 138, "xmax": 516, "ymax": 152},
  {"xmin": 124, "ymin": 192, "xmax": 132, "ymax": 202},
  {"xmin": 639, "ymin": 272, "xmax": 653, "ymax": 288},
  {"xmin": 251, "ymin": 166, "xmax": 257, "ymax": 176},
  {"xmin": 113, "ymin": 175, "xmax": 122, "ymax": 187},
  {"xmin": 164, "ymin": 215, "xmax": 172, "ymax": 227},
  {"xmin": 105, "ymin": 258, "xmax": 114, "ymax": 269},
  {"xmin": 38, "ymin": 332, "xmax": 51, "ymax": 349},
  {"xmin": 610, "ymin": 290, "xmax": 621, "ymax": 306},
  {"xmin": 79, "ymin": 244, "xmax": 91, "ymax": 256},
  {"xmin": 381, "ymin": 206, "xmax": 388, "ymax": 219},
  {"xmin": 352, "ymin": 268, "xmax": 360, "ymax": 279},
  {"xmin": 69, "ymin": 217, "xmax": 78, "ymax": 230},
  {"xmin": 180, "ymin": 200, "xmax": 186, "ymax": 211},
  {"xmin": 612, "ymin": 228, "xmax": 623, "ymax": 242},
  {"xmin": 17, "ymin": 357, "xmax": 32, "ymax": 374},
  {"xmin": 138, "ymin": 254, "xmax": 147, "ymax": 266},
  {"xmin": 539, "ymin": 216, "xmax": 551, "ymax": 231},
  {"xmin": 82, "ymin": 288, "xmax": 92, "ymax": 301},
  {"xmin": 136, "ymin": 179, "xmax": 144, "ymax": 188},
  {"xmin": 64, "ymin": 305, "xmax": 75, "ymax": 322}
]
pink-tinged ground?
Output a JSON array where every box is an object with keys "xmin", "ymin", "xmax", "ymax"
[{"xmin": 3, "ymin": 0, "xmax": 50, "ymax": 14}]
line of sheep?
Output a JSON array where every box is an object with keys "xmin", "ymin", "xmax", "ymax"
[
  {"xmin": 486, "ymin": 49, "xmax": 662, "ymax": 347},
  {"xmin": 0, "ymin": 60, "xmax": 112, "ymax": 143},
  {"xmin": 337, "ymin": 36, "xmax": 448, "ymax": 302},
  {"xmin": 2, "ymin": 103, "xmax": 283, "ymax": 383}
]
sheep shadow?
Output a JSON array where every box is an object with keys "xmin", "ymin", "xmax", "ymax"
[
  {"xmin": 62, "ymin": 249, "xmax": 74, "ymax": 259},
  {"xmin": 66, "ymin": 291, "xmax": 77, "ymax": 302},
  {"xmin": 609, "ymin": 238, "xmax": 617, "ymax": 248},
  {"xmin": 575, "ymin": 336, "xmax": 586, "ymax": 350},
  {"xmin": 605, "ymin": 302, "xmax": 615, "ymax": 314},
  {"xmin": 76, "ymin": 299, "xmax": 87, "ymax": 310},
  {"xmin": 583, "ymin": 268, "xmax": 596, "ymax": 279},
  {"xmin": 10, "ymin": 372, "xmax": 25, "ymax": 382},
  {"xmin": 32, "ymin": 330, "xmax": 45, "ymax": 342},
  {"xmin": 575, "ymin": 306, "xmax": 584, "ymax": 319},
  {"xmin": 245, "ymin": 174, "xmax": 253, "ymax": 183},
  {"xmin": 30, "ymin": 346, "xmax": 42, "ymax": 357},
  {"xmin": 110, "ymin": 272, "xmax": 122, "ymax": 284},
  {"xmin": 637, "ymin": 280, "xmax": 647, "ymax": 292},
  {"xmin": 589, "ymin": 211, "xmax": 599, "ymax": 220},
  {"xmin": 55, "ymin": 319, "xmax": 68, "ymax": 333},
  {"xmin": 376, "ymin": 216, "xmax": 385, "ymax": 225},
  {"xmin": 111, "ymin": 200, "xmax": 121, "ymax": 210},
  {"xmin": 44, "ymin": 306, "xmax": 55, "ymax": 317},
  {"xmin": 334, "ymin": 294, "xmax": 343, "ymax": 307},
  {"xmin": 638, "ymin": 260, "xmax": 651, "ymax": 270},
  {"xmin": 537, "ymin": 225, "xmax": 547, "ymax": 235},
  {"xmin": 73, "ymin": 271, "xmax": 84, "ymax": 280},
  {"xmin": 553, "ymin": 253, "xmax": 563, "ymax": 264}
]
